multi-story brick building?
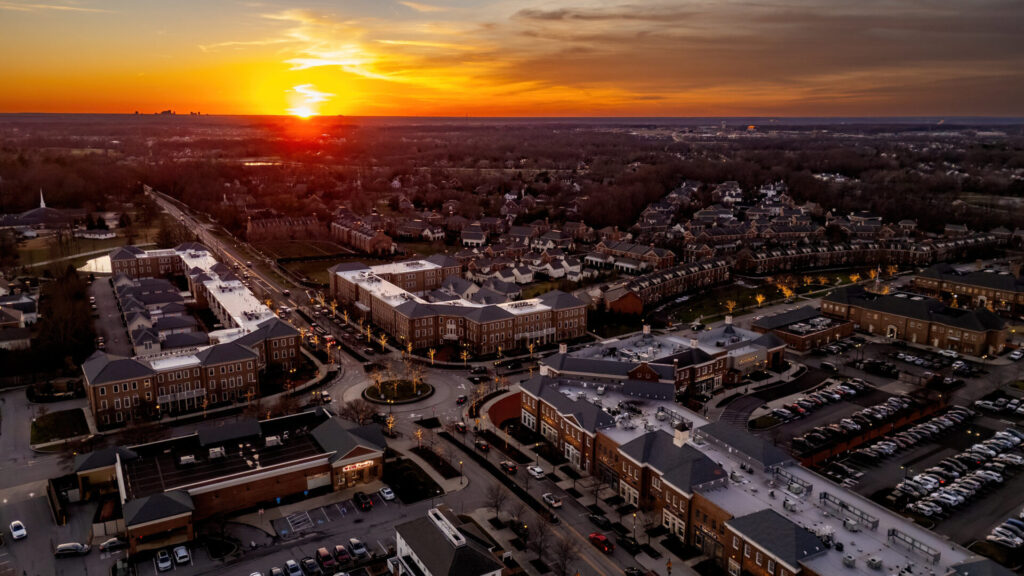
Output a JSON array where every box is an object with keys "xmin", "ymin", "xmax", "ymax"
[
  {"xmin": 330, "ymin": 259, "xmax": 586, "ymax": 355},
  {"xmin": 604, "ymin": 259, "xmax": 729, "ymax": 314},
  {"xmin": 595, "ymin": 240, "xmax": 676, "ymax": 270},
  {"xmin": 329, "ymin": 218, "xmax": 395, "ymax": 255},
  {"xmin": 911, "ymin": 263, "xmax": 1024, "ymax": 316},
  {"xmin": 723, "ymin": 510, "xmax": 826, "ymax": 576},
  {"xmin": 822, "ymin": 286, "xmax": 1007, "ymax": 356}
]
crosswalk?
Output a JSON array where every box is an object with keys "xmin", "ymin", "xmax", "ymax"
[
  {"xmin": 286, "ymin": 510, "xmax": 313, "ymax": 532},
  {"xmin": 0, "ymin": 552, "xmax": 13, "ymax": 576}
]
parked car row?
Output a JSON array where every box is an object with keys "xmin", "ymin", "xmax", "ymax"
[
  {"xmin": 793, "ymin": 389, "xmax": 916, "ymax": 453},
  {"xmin": 256, "ymin": 539, "xmax": 369, "ymax": 576},
  {"xmin": 986, "ymin": 515, "xmax": 1024, "ymax": 549},
  {"xmin": 812, "ymin": 336, "xmax": 867, "ymax": 357},
  {"xmin": 901, "ymin": 427, "xmax": 1023, "ymax": 519},
  {"xmin": 776, "ymin": 378, "xmax": 871, "ymax": 424},
  {"xmin": 852, "ymin": 406, "xmax": 972, "ymax": 462},
  {"xmin": 974, "ymin": 396, "xmax": 1024, "ymax": 417}
]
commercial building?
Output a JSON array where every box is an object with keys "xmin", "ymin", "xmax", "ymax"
[
  {"xmin": 392, "ymin": 507, "xmax": 503, "ymax": 576},
  {"xmin": 751, "ymin": 306, "xmax": 854, "ymax": 352},
  {"xmin": 330, "ymin": 258, "xmax": 586, "ymax": 355},
  {"xmin": 510, "ymin": 378, "xmax": 998, "ymax": 576},
  {"xmin": 911, "ymin": 263, "xmax": 1024, "ymax": 316},
  {"xmin": 822, "ymin": 286, "xmax": 1007, "ymax": 357},
  {"xmin": 67, "ymin": 410, "xmax": 385, "ymax": 555}
]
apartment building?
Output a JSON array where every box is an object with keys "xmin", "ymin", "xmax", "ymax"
[
  {"xmin": 595, "ymin": 240, "xmax": 676, "ymax": 270},
  {"xmin": 330, "ymin": 259, "xmax": 586, "ymax": 355},
  {"xmin": 604, "ymin": 259, "xmax": 729, "ymax": 314}
]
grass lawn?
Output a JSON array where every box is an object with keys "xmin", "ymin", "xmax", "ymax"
[
  {"xmin": 253, "ymin": 240, "xmax": 348, "ymax": 259},
  {"xmin": 521, "ymin": 280, "xmax": 564, "ymax": 300},
  {"xmin": 382, "ymin": 458, "xmax": 445, "ymax": 503},
  {"xmin": 397, "ymin": 241, "xmax": 449, "ymax": 257},
  {"xmin": 31, "ymin": 408, "xmax": 89, "ymax": 444},
  {"xmin": 280, "ymin": 260, "xmax": 333, "ymax": 285}
]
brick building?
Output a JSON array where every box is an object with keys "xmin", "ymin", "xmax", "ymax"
[
  {"xmin": 822, "ymin": 286, "xmax": 1007, "ymax": 357},
  {"xmin": 911, "ymin": 263, "xmax": 1024, "ymax": 316},
  {"xmin": 330, "ymin": 259, "xmax": 586, "ymax": 355},
  {"xmin": 604, "ymin": 259, "xmax": 729, "ymax": 314},
  {"xmin": 66, "ymin": 410, "xmax": 384, "ymax": 555},
  {"xmin": 595, "ymin": 240, "xmax": 676, "ymax": 270},
  {"xmin": 751, "ymin": 306, "xmax": 854, "ymax": 352}
]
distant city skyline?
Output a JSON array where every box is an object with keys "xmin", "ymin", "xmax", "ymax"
[{"xmin": 0, "ymin": 0, "xmax": 1022, "ymax": 117}]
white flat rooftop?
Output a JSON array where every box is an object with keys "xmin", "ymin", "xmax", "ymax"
[
  {"xmin": 571, "ymin": 332, "xmax": 695, "ymax": 364},
  {"xmin": 148, "ymin": 354, "xmax": 201, "ymax": 371},
  {"xmin": 690, "ymin": 427, "xmax": 973, "ymax": 575},
  {"xmin": 497, "ymin": 299, "xmax": 550, "ymax": 315},
  {"xmin": 203, "ymin": 278, "xmax": 276, "ymax": 331},
  {"xmin": 370, "ymin": 259, "xmax": 442, "ymax": 275}
]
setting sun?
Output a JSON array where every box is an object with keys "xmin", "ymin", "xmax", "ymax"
[
  {"xmin": 286, "ymin": 84, "xmax": 332, "ymax": 118},
  {"xmin": 288, "ymin": 105, "xmax": 315, "ymax": 118}
]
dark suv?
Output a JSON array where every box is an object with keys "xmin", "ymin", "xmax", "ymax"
[{"xmin": 353, "ymin": 491, "xmax": 373, "ymax": 511}]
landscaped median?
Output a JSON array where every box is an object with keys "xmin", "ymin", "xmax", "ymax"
[{"xmin": 30, "ymin": 407, "xmax": 90, "ymax": 446}]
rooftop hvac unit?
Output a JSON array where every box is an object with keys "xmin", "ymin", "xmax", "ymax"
[
  {"xmin": 843, "ymin": 555, "xmax": 856, "ymax": 568},
  {"xmin": 866, "ymin": 557, "xmax": 883, "ymax": 570}
]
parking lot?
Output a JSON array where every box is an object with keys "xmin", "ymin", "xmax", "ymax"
[
  {"xmin": 270, "ymin": 491, "xmax": 394, "ymax": 539},
  {"xmin": 831, "ymin": 405, "xmax": 1024, "ymax": 548}
]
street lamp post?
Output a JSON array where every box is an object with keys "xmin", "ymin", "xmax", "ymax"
[
  {"xmin": 460, "ymin": 460, "xmax": 464, "ymax": 485},
  {"xmin": 633, "ymin": 512, "xmax": 637, "ymax": 541}
]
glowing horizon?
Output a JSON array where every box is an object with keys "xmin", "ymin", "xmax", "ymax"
[{"xmin": 0, "ymin": 0, "xmax": 1022, "ymax": 117}]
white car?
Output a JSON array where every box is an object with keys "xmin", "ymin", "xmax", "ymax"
[
  {"xmin": 156, "ymin": 550, "xmax": 173, "ymax": 572},
  {"xmin": 9, "ymin": 521, "xmax": 26, "ymax": 540},
  {"xmin": 541, "ymin": 492, "xmax": 562, "ymax": 508},
  {"xmin": 379, "ymin": 486, "xmax": 396, "ymax": 501},
  {"xmin": 527, "ymin": 465, "xmax": 546, "ymax": 479},
  {"xmin": 173, "ymin": 545, "xmax": 190, "ymax": 565},
  {"xmin": 1010, "ymin": 350, "xmax": 1023, "ymax": 361}
]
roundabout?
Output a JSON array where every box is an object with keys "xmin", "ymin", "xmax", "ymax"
[{"xmin": 362, "ymin": 379, "xmax": 435, "ymax": 404}]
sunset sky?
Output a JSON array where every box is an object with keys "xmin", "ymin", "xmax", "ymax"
[{"xmin": 1, "ymin": 0, "xmax": 1021, "ymax": 116}]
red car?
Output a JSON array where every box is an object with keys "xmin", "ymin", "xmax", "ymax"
[{"xmin": 589, "ymin": 532, "xmax": 614, "ymax": 554}]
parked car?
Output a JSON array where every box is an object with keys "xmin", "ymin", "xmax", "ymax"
[
  {"xmin": 8, "ymin": 521, "xmax": 26, "ymax": 540},
  {"xmin": 285, "ymin": 560, "xmax": 303, "ymax": 576},
  {"xmin": 173, "ymin": 546, "xmax": 190, "ymax": 565},
  {"xmin": 333, "ymin": 544, "xmax": 352, "ymax": 564},
  {"xmin": 349, "ymin": 537, "xmax": 369, "ymax": 558},
  {"xmin": 527, "ymin": 465, "xmax": 546, "ymax": 479},
  {"xmin": 54, "ymin": 542, "xmax": 91, "ymax": 558},
  {"xmin": 379, "ymin": 486, "xmax": 396, "ymax": 501},
  {"xmin": 156, "ymin": 550, "xmax": 174, "ymax": 572},
  {"xmin": 353, "ymin": 491, "xmax": 373, "ymax": 511},
  {"xmin": 542, "ymin": 493, "xmax": 562, "ymax": 508},
  {"xmin": 500, "ymin": 460, "xmax": 518, "ymax": 474},
  {"xmin": 474, "ymin": 440, "xmax": 489, "ymax": 452},
  {"xmin": 588, "ymin": 514, "xmax": 612, "ymax": 530},
  {"xmin": 98, "ymin": 537, "xmax": 126, "ymax": 551},
  {"xmin": 299, "ymin": 556, "xmax": 323, "ymax": 576},
  {"xmin": 315, "ymin": 548, "xmax": 336, "ymax": 571}
]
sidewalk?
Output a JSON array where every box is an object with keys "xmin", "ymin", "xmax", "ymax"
[{"xmin": 702, "ymin": 361, "xmax": 804, "ymax": 422}]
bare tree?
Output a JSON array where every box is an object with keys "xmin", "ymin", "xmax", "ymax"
[
  {"xmin": 528, "ymin": 512, "xmax": 551, "ymax": 561},
  {"xmin": 339, "ymin": 398, "xmax": 375, "ymax": 425},
  {"xmin": 273, "ymin": 394, "xmax": 300, "ymax": 417},
  {"xmin": 509, "ymin": 500, "xmax": 527, "ymax": 524},
  {"xmin": 484, "ymin": 481, "xmax": 509, "ymax": 520},
  {"xmin": 548, "ymin": 536, "xmax": 580, "ymax": 576},
  {"xmin": 59, "ymin": 435, "xmax": 108, "ymax": 472}
]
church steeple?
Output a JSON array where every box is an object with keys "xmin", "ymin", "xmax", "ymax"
[{"xmin": 39, "ymin": 189, "xmax": 46, "ymax": 209}]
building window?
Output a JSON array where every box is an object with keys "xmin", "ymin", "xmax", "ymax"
[
  {"xmin": 767, "ymin": 559, "xmax": 776, "ymax": 574},
  {"xmin": 744, "ymin": 544, "xmax": 750, "ymax": 558},
  {"xmin": 756, "ymin": 551, "xmax": 763, "ymax": 566},
  {"xmin": 99, "ymin": 387, "xmax": 106, "ymax": 396}
]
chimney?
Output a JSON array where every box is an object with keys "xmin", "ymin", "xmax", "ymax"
[
  {"xmin": 642, "ymin": 324, "xmax": 651, "ymax": 336},
  {"xmin": 559, "ymin": 343, "xmax": 567, "ymax": 354},
  {"xmin": 690, "ymin": 338, "xmax": 699, "ymax": 348},
  {"xmin": 539, "ymin": 364, "xmax": 549, "ymax": 376},
  {"xmin": 724, "ymin": 315, "xmax": 733, "ymax": 325},
  {"xmin": 672, "ymin": 421, "xmax": 691, "ymax": 447}
]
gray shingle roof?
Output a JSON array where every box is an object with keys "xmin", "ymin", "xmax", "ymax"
[
  {"xmin": 619, "ymin": 431, "xmax": 725, "ymax": 493},
  {"xmin": 538, "ymin": 290, "xmax": 585, "ymax": 310},
  {"xmin": 194, "ymin": 342, "xmax": 257, "ymax": 365},
  {"xmin": 696, "ymin": 421, "xmax": 792, "ymax": 468},
  {"xmin": 948, "ymin": 558, "xmax": 1017, "ymax": 576},
  {"xmin": 395, "ymin": 513, "xmax": 503, "ymax": 576},
  {"xmin": 520, "ymin": 376, "xmax": 614, "ymax": 433},
  {"xmin": 726, "ymin": 509, "xmax": 825, "ymax": 570},
  {"xmin": 74, "ymin": 446, "xmax": 138, "ymax": 473},
  {"xmin": 310, "ymin": 418, "xmax": 386, "ymax": 463},
  {"xmin": 82, "ymin": 351, "xmax": 155, "ymax": 386},
  {"xmin": 124, "ymin": 490, "xmax": 194, "ymax": 527}
]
